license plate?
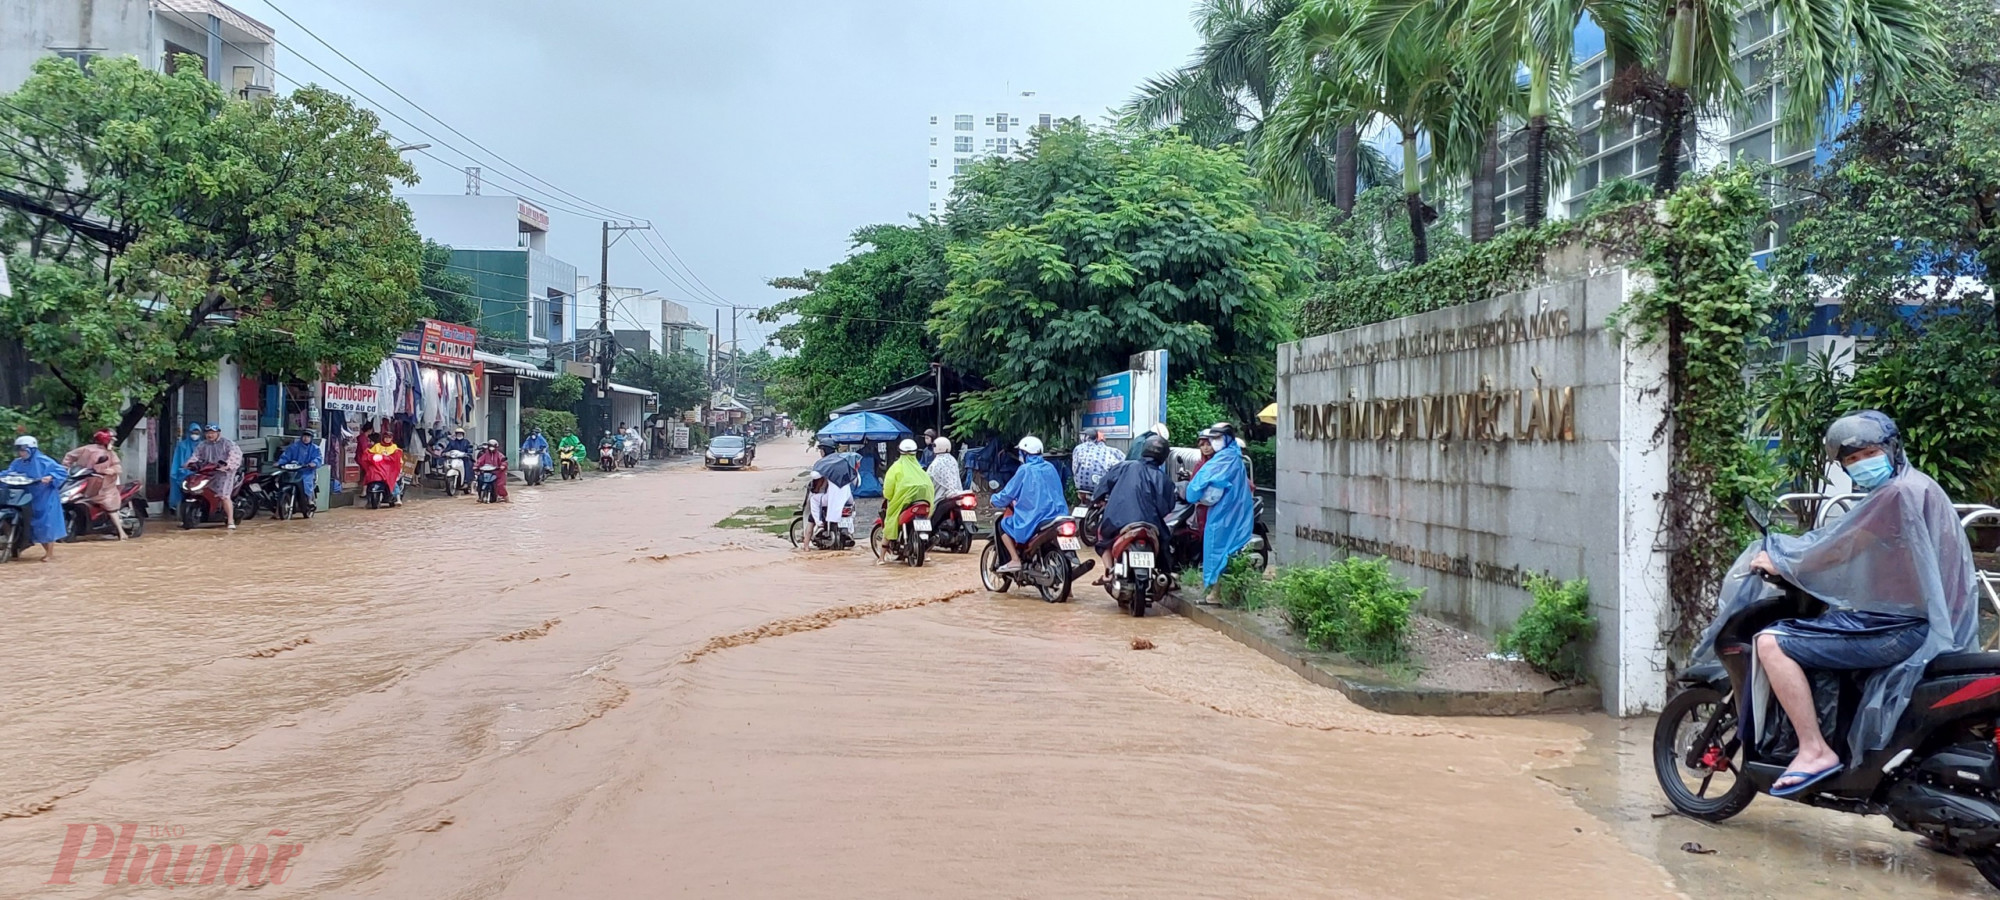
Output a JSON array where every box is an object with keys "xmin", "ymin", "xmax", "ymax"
[
  {"xmin": 1058, "ymin": 536, "xmax": 1080, "ymax": 551},
  {"xmin": 1127, "ymin": 550, "xmax": 1155, "ymax": 569},
  {"xmin": 914, "ymin": 519, "xmax": 932, "ymax": 533},
  {"xmin": 1071, "ymin": 506, "xmax": 1087, "ymax": 517},
  {"xmin": 718, "ymin": 458, "xmax": 732, "ymax": 464},
  {"xmin": 961, "ymin": 510, "xmax": 976, "ymax": 522}
]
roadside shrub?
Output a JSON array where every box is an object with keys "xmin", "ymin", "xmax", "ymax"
[
  {"xmin": 1500, "ymin": 576, "xmax": 1595, "ymax": 683},
  {"xmin": 521, "ymin": 408, "xmax": 578, "ymax": 442},
  {"xmin": 1272, "ymin": 557, "xmax": 1419, "ymax": 664},
  {"xmin": 1215, "ymin": 553, "xmax": 1267, "ymax": 609}
]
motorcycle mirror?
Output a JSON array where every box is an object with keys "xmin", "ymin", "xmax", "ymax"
[{"xmin": 1743, "ymin": 495, "xmax": 1772, "ymax": 537}]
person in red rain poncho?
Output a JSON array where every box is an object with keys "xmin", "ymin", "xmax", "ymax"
[
  {"xmin": 361, "ymin": 432, "xmax": 406, "ymax": 506},
  {"xmin": 474, "ymin": 440, "xmax": 509, "ymax": 501}
]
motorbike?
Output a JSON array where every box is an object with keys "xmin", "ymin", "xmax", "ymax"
[
  {"xmin": 1102, "ymin": 522, "xmax": 1171, "ymax": 618},
  {"xmin": 788, "ymin": 481, "xmax": 856, "ymax": 550},
  {"xmin": 871, "ymin": 501, "xmax": 933, "ymax": 568},
  {"xmin": 434, "ymin": 449, "xmax": 472, "ymax": 496},
  {"xmin": 0, "ymin": 470, "xmax": 40, "ymax": 561},
  {"xmin": 559, "ymin": 448, "xmax": 581, "ymax": 481},
  {"xmin": 178, "ymin": 463, "xmax": 233, "ymax": 529},
  {"xmin": 521, "ymin": 450, "xmax": 547, "ymax": 486},
  {"xmin": 60, "ymin": 465, "xmax": 145, "ymax": 540},
  {"xmin": 1654, "ymin": 497, "xmax": 2000, "ymax": 888},
  {"xmin": 267, "ymin": 463, "xmax": 313, "ymax": 520},
  {"xmin": 924, "ymin": 490, "xmax": 980, "ymax": 554},
  {"xmin": 979, "ymin": 511, "xmax": 1095, "ymax": 603},
  {"xmin": 475, "ymin": 463, "xmax": 502, "ymax": 503},
  {"xmin": 1165, "ymin": 494, "xmax": 1271, "ymax": 573},
  {"xmin": 620, "ymin": 435, "xmax": 639, "ymax": 468},
  {"xmin": 597, "ymin": 441, "xmax": 617, "ymax": 473}
]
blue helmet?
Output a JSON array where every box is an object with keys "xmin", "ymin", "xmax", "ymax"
[{"xmin": 186, "ymin": 423, "xmax": 203, "ymax": 437}]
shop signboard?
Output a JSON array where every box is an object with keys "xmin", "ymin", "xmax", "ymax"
[
  {"xmin": 322, "ymin": 383, "xmax": 382, "ymax": 414},
  {"xmin": 236, "ymin": 409, "xmax": 259, "ymax": 441},
  {"xmin": 671, "ymin": 424, "xmax": 690, "ymax": 451},
  {"xmin": 396, "ymin": 319, "xmax": 477, "ymax": 369},
  {"xmin": 1083, "ymin": 371, "xmax": 1135, "ymax": 439}
]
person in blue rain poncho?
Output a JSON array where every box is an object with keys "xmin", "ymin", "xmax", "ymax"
[
  {"xmin": 1185, "ymin": 422, "xmax": 1253, "ymax": 602},
  {"xmin": 521, "ymin": 427, "xmax": 551, "ymax": 472},
  {"xmin": 276, "ymin": 430, "xmax": 323, "ymax": 507},
  {"xmin": 168, "ymin": 423, "xmax": 202, "ymax": 509},
  {"xmin": 990, "ymin": 436, "xmax": 1068, "ymax": 574},
  {"xmin": 1696, "ymin": 411, "xmax": 1976, "ymax": 798},
  {"xmin": 7, "ymin": 435, "xmax": 69, "ymax": 562}
]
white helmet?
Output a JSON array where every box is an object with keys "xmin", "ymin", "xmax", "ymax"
[
  {"xmin": 1017, "ymin": 435, "xmax": 1043, "ymax": 455},
  {"xmin": 12, "ymin": 435, "xmax": 36, "ymax": 451},
  {"xmin": 899, "ymin": 438, "xmax": 918, "ymax": 453},
  {"xmin": 933, "ymin": 436, "xmax": 951, "ymax": 453}
]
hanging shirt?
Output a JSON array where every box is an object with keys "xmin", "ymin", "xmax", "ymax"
[
  {"xmin": 880, "ymin": 456, "xmax": 935, "ymax": 542},
  {"xmin": 1186, "ymin": 439, "xmax": 1253, "ymax": 589},
  {"xmin": 5, "ymin": 449, "xmax": 69, "ymax": 544},
  {"xmin": 991, "ymin": 454, "xmax": 1067, "ymax": 544}
]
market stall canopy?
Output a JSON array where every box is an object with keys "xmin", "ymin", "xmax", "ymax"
[
  {"xmin": 831, "ymin": 385, "xmax": 934, "ymax": 416},
  {"xmin": 819, "ymin": 411, "xmax": 912, "ymax": 443},
  {"xmin": 1258, "ymin": 403, "xmax": 1278, "ymax": 425},
  {"xmin": 473, "ymin": 351, "xmax": 554, "ymax": 380}
]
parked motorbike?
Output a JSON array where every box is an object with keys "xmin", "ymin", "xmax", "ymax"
[
  {"xmin": 60, "ymin": 465, "xmax": 145, "ymax": 540},
  {"xmin": 178, "ymin": 463, "xmax": 232, "ymax": 529},
  {"xmin": 870, "ymin": 501, "xmax": 933, "ymax": 568},
  {"xmin": 1654, "ymin": 497, "xmax": 2000, "ymax": 888},
  {"xmin": 559, "ymin": 448, "xmax": 581, "ymax": 481},
  {"xmin": 924, "ymin": 490, "xmax": 980, "ymax": 554},
  {"xmin": 0, "ymin": 470, "xmax": 40, "ymax": 561},
  {"xmin": 475, "ymin": 463, "xmax": 502, "ymax": 504},
  {"xmin": 1165, "ymin": 494, "xmax": 1271, "ymax": 573},
  {"xmin": 597, "ymin": 441, "xmax": 617, "ymax": 473},
  {"xmin": 979, "ymin": 512, "xmax": 1095, "ymax": 603},
  {"xmin": 521, "ymin": 450, "xmax": 547, "ymax": 486},
  {"xmin": 1102, "ymin": 522, "xmax": 1171, "ymax": 618}
]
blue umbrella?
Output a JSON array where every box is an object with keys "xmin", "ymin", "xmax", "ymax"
[{"xmin": 818, "ymin": 411, "xmax": 912, "ymax": 443}]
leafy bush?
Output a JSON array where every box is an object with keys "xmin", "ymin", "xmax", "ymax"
[
  {"xmin": 1243, "ymin": 438, "xmax": 1275, "ymax": 487},
  {"xmin": 521, "ymin": 408, "xmax": 577, "ymax": 442},
  {"xmin": 1500, "ymin": 576, "xmax": 1595, "ymax": 683},
  {"xmin": 1271, "ymin": 557, "xmax": 1419, "ymax": 664},
  {"xmin": 1844, "ymin": 315, "xmax": 2000, "ymax": 501},
  {"xmin": 1167, "ymin": 376, "xmax": 1231, "ymax": 447},
  {"xmin": 1215, "ymin": 553, "xmax": 1267, "ymax": 609},
  {"xmin": 538, "ymin": 374, "xmax": 585, "ymax": 412}
]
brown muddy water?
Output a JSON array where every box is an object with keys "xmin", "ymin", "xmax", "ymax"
[{"xmin": 0, "ymin": 443, "xmax": 1969, "ymax": 898}]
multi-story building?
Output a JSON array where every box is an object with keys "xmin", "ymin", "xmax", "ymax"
[
  {"xmin": 1, "ymin": 0, "xmax": 277, "ymax": 97},
  {"xmin": 571, "ymin": 276, "xmax": 707, "ymax": 359},
  {"xmin": 925, "ymin": 94, "xmax": 1082, "ymax": 214},
  {"xmin": 403, "ymin": 194, "xmax": 582, "ymax": 358}
]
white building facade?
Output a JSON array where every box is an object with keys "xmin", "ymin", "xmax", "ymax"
[
  {"xmin": 925, "ymin": 95, "xmax": 1083, "ymax": 214},
  {"xmin": 1, "ymin": 0, "xmax": 276, "ymax": 96}
]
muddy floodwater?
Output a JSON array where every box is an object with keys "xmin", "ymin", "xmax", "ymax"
[{"xmin": 0, "ymin": 443, "xmax": 1978, "ymax": 897}]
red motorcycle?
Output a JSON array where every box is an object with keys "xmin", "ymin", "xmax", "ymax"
[
  {"xmin": 61, "ymin": 466, "xmax": 146, "ymax": 541},
  {"xmin": 871, "ymin": 501, "xmax": 933, "ymax": 568},
  {"xmin": 1102, "ymin": 522, "xmax": 1170, "ymax": 617},
  {"xmin": 178, "ymin": 463, "xmax": 233, "ymax": 529},
  {"xmin": 925, "ymin": 490, "xmax": 980, "ymax": 554}
]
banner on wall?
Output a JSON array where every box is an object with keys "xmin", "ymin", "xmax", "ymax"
[
  {"xmin": 395, "ymin": 319, "xmax": 477, "ymax": 369},
  {"xmin": 1083, "ymin": 371, "xmax": 1135, "ymax": 439}
]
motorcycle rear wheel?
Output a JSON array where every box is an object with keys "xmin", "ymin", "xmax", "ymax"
[
  {"xmin": 788, "ymin": 516, "xmax": 805, "ymax": 548},
  {"xmin": 1035, "ymin": 549, "xmax": 1070, "ymax": 603},
  {"xmin": 1130, "ymin": 570, "xmax": 1151, "ymax": 617},
  {"xmin": 869, "ymin": 524, "xmax": 886, "ymax": 560},
  {"xmin": 0, "ymin": 521, "xmax": 17, "ymax": 562},
  {"xmin": 906, "ymin": 532, "xmax": 927, "ymax": 568},
  {"xmin": 275, "ymin": 492, "xmax": 293, "ymax": 521},
  {"xmin": 124, "ymin": 512, "xmax": 144, "ymax": 538},
  {"xmin": 1653, "ymin": 686, "xmax": 1756, "ymax": 822}
]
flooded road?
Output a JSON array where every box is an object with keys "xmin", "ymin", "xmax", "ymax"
[{"xmin": 0, "ymin": 442, "xmax": 1970, "ymax": 897}]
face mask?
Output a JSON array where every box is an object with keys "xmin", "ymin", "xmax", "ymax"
[{"xmin": 1845, "ymin": 455, "xmax": 1895, "ymax": 491}]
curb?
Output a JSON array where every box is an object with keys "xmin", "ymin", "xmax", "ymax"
[{"xmin": 1160, "ymin": 594, "xmax": 1601, "ymax": 717}]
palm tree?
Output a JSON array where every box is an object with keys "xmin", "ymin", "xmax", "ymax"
[
  {"xmin": 1646, "ymin": 0, "xmax": 1940, "ymax": 194},
  {"xmin": 1471, "ymin": 0, "xmax": 1652, "ymax": 224},
  {"xmin": 1271, "ymin": 0, "xmax": 1491, "ymax": 262},
  {"xmin": 1127, "ymin": 0, "xmax": 1390, "ymax": 212}
]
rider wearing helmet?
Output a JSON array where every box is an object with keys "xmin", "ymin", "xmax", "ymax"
[
  {"xmin": 7, "ymin": 435, "xmax": 69, "ymax": 559},
  {"xmin": 926, "ymin": 436, "xmax": 962, "ymax": 499},
  {"xmin": 990, "ymin": 436, "xmax": 1068, "ymax": 574},
  {"xmin": 1741, "ymin": 410, "xmax": 1977, "ymax": 796},
  {"xmin": 1185, "ymin": 422, "xmax": 1253, "ymax": 603},
  {"xmin": 475, "ymin": 439, "xmax": 510, "ymax": 501},
  {"xmin": 1091, "ymin": 434, "xmax": 1177, "ymax": 579},
  {"xmin": 879, "ymin": 437, "xmax": 936, "ymax": 562},
  {"xmin": 276, "ymin": 429, "xmax": 323, "ymax": 509},
  {"xmin": 810, "ymin": 441, "xmax": 858, "ymax": 540},
  {"xmin": 62, "ymin": 429, "xmax": 129, "ymax": 540}
]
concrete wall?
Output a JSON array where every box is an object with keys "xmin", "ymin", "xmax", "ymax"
[
  {"xmin": 406, "ymin": 195, "xmax": 527, "ymax": 251},
  {"xmin": 1276, "ymin": 264, "xmax": 1671, "ymax": 715},
  {"xmin": 0, "ymin": 0, "xmax": 153, "ymax": 92}
]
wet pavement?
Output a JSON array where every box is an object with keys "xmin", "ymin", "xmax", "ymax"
[{"xmin": 0, "ymin": 442, "xmax": 1985, "ymax": 897}]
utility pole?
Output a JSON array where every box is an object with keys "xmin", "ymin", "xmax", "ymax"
[
  {"xmin": 730, "ymin": 308, "xmax": 739, "ymax": 397},
  {"xmin": 593, "ymin": 221, "xmax": 653, "ymax": 445}
]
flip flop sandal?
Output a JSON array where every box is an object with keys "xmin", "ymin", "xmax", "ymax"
[{"xmin": 1771, "ymin": 762, "xmax": 1843, "ymax": 797}]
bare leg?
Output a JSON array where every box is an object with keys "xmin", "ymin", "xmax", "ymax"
[
  {"xmin": 999, "ymin": 533, "xmax": 1023, "ymax": 571},
  {"xmin": 1756, "ymin": 632, "xmax": 1841, "ymax": 788},
  {"xmin": 109, "ymin": 504, "xmax": 127, "ymax": 540},
  {"xmin": 39, "ymin": 541, "xmax": 55, "ymax": 561},
  {"xmin": 222, "ymin": 496, "xmax": 236, "ymax": 529}
]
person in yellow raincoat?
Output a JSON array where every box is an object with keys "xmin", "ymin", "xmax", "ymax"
[{"xmin": 879, "ymin": 437, "xmax": 935, "ymax": 563}]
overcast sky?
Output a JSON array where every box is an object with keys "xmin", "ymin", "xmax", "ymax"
[{"xmin": 251, "ymin": 0, "xmax": 1198, "ymax": 345}]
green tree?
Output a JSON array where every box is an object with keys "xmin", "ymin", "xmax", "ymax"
[
  {"xmin": 1166, "ymin": 376, "xmax": 1232, "ymax": 446},
  {"xmin": 758, "ymin": 222, "xmax": 946, "ymax": 425},
  {"xmin": 617, "ymin": 347, "xmax": 708, "ymax": 416},
  {"xmin": 0, "ymin": 57, "xmax": 424, "ymax": 438},
  {"xmin": 934, "ymin": 125, "xmax": 1312, "ymax": 436}
]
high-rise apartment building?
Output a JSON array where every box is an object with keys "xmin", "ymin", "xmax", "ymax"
[{"xmin": 925, "ymin": 95, "xmax": 1082, "ymax": 214}]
